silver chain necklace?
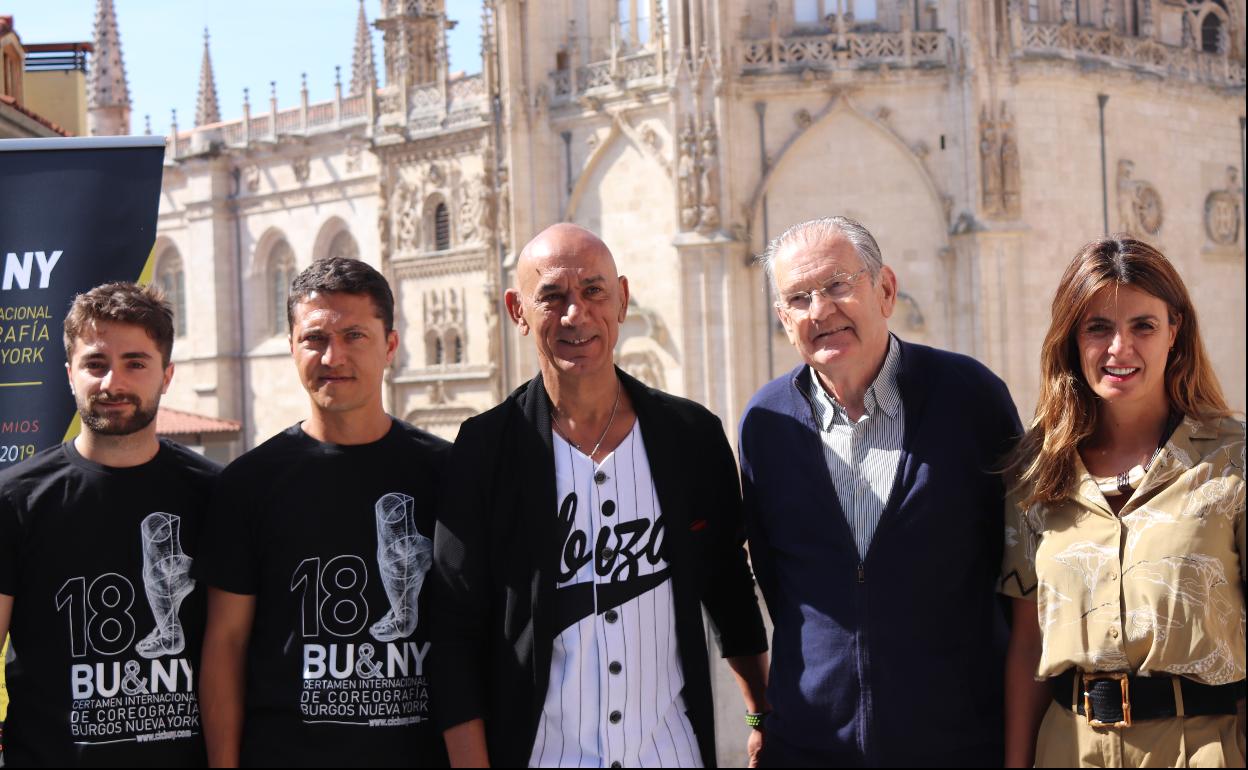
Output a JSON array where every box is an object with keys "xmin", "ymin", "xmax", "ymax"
[{"xmin": 553, "ymin": 379, "xmax": 622, "ymax": 458}]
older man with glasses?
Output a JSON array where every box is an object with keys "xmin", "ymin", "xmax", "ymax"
[{"xmin": 738, "ymin": 216, "xmax": 1022, "ymax": 767}]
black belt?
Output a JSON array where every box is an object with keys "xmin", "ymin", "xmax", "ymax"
[{"xmin": 1051, "ymin": 670, "xmax": 1244, "ymax": 728}]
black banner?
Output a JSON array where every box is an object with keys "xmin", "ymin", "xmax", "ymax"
[{"xmin": 0, "ymin": 136, "xmax": 165, "ymax": 469}]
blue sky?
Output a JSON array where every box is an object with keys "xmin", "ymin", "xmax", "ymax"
[{"xmin": 4, "ymin": 0, "xmax": 484, "ymax": 134}]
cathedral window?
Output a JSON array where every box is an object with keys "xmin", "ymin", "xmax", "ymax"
[
  {"xmin": 445, "ymin": 329, "xmax": 464, "ymax": 364},
  {"xmin": 155, "ymin": 248, "xmax": 187, "ymax": 338},
  {"xmin": 794, "ymin": 0, "xmax": 876, "ymax": 26},
  {"xmin": 1201, "ymin": 11, "xmax": 1225, "ymax": 52},
  {"xmin": 434, "ymin": 202, "xmax": 450, "ymax": 251},
  {"xmin": 269, "ymin": 240, "xmax": 297, "ymax": 336},
  {"xmin": 327, "ymin": 229, "xmax": 360, "ymax": 261}
]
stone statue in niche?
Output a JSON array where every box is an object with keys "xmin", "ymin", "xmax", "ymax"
[
  {"xmin": 458, "ymin": 174, "xmax": 484, "ymax": 244},
  {"xmin": 1000, "ymin": 107, "xmax": 1021, "ymax": 218},
  {"xmin": 243, "ymin": 164, "xmax": 261, "ymax": 192},
  {"xmin": 395, "ymin": 183, "xmax": 421, "ymax": 252},
  {"xmin": 496, "ymin": 166, "xmax": 511, "ymax": 253},
  {"xmin": 697, "ymin": 116, "xmax": 721, "ymax": 232},
  {"xmin": 291, "ymin": 156, "xmax": 310, "ymax": 183},
  {"xmin": 1204, "ymin": 166, "xmax": 1242, "ymax": 246},
  {"xmin": 980, "ymin": 108, "xmax": 1003, "ymax": 218},
  {"xmin": 677, "ymin": 118, "xmax": 699, "ymax": 231},
  {"xmin": 1117, "ymin": 160, "xmax": 1164, "ymax": 237}
]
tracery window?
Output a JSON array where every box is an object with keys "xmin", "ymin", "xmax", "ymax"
[
  {"xmin": 269, "ymin": 240, "xmax": 296, "ymax": 336},
  {"xmin": 155, "ymin": 248, "xmax": 187, "ymax": 338},
  {"xmin": 434, "ymin": 202, "xmax": 450, "ymax": 251}
]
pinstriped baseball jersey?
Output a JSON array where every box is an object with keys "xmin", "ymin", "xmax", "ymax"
[{"xmin": 529, "ymin": 421, "xmax": 702, "ymax": 768}]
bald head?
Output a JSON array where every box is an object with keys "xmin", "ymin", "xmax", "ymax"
[
  {"xmin": 505, "ymin": 223, "xmax": 629, "ymax": 379},
  {"xmin": 515, "ymin": 223, "xmax": 618, "ymax": 295}
]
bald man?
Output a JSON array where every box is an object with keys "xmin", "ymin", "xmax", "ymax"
[{"xmin": 431, "ymin": 224, "xmax": 769, "ymax": 768}]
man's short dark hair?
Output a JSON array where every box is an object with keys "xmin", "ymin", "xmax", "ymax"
[
  {"xmin": 287, "ymin": 257, "xmax": 395, "ymax": 333},
  {"xmin": 63, "ymin": 282, "xmax": 175, "ymax": 365}
]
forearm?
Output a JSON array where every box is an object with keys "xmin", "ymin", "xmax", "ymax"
[
  {"xmin": 727, "ymin": 652, "xmax": 770, "ymax": 714},
  {"xmin": 444, "ymin": 718, "xmax": 490, "ymax": 768},
  {"xmin": 200, "ymin": 638, "xmax": 247, "ymax": 767},
  {"xmin": 1004, "ymin": 601, "xmax": 1049, "ymax": 768}
]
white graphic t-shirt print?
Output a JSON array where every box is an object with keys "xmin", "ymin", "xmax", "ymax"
[
  {"xmin": 294, "ymin": 492, "xmax": 434, "ymax": 727},
  {"xmin": 61, "ymin": 512, "xmax": 199, "ymax": 746}
]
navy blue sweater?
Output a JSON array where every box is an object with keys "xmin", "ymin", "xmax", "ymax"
[{"xmin": 739, "ymin": 340, "xmax": 1022, "ymax": 767}]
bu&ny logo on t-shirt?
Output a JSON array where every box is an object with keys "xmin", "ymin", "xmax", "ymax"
[
  {"xmin": 291, "ymin": 492, "xmax": 433, "ymax": 727},
  {"xmin": 55, "ymin": 512, "xmax": 200, "ymax": 744}
]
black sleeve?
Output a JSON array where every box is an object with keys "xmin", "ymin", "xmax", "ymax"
[
  {"xmin": 0, "ymin": 488, "xmax": 21, "ymax": 596},
  {"xmin": 698, "ymin": 412, "xmax": 769, "ymax": 659},
  {"xmin": 195, "ymin": 464, "xmax": 262, "ymax": 595},
  {"xmin": 429, "ymin": 419, "xmax": 493, "ymax": 731}
]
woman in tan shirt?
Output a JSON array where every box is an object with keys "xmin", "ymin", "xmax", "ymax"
[{"xmin": 1001, "ymin": 236, "xmax": 1245, "ymax": 767}]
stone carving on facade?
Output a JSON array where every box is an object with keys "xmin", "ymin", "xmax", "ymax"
[
  {"xmin": 394, "ymin": 182, "xmax": 421, "ymax": 253},
  {"xmin": 979, "ymin": 109, "xmax": 1003, "ymax": 218},
  {"xmin": 697, "ymin": 115, "xmax": 722, "ymax": 233},
  {"xmin": 1117, "ymin": 160, "xmax": 1164, "ymax": 237},
  {"xmin": 641, "ymin": 126, "xmax": 662, "ymax": 155},
  {"xmin": 345, "ymin": 143, "xmax": 363, "ymax": 172},
  {"xmin": 794, "ymin": 108, "xmax": 812, "ymax": 129},
  {"xmin": 423, "ymin": 288, "xmax": 466, "ymax": 366},
  {"xmin": 618, "ymin": 351, "xmax": 667, "ymax": 390},
  {"xmin": 457, "ymin": 173, "xmax": 496, "ymax": 245},
  {"xmin": 1204, "ymin": 166, "xmax": 1242, "ymax": 246},
  {"xmin": 677, "ymin": 117, "xmax": 699, "ymax": 230},
  {"xmin": 980, "ymin": 103, "xmax": 1021, "ymax": 219},
  {"xmin": 999, "ymin": 108, "xmax": 1021, "ymax": 218},
  {"xmin": 496, "ymin": 166, "xmax": 511, "ymax": 254},
  {"xmin": 291, "ymin": 156, "xmax": 310, "ymax": 183},
  {"xmin": 1060, "ymin": 0, "xmax": 1075, "ymax": 24},
  {"xmin": 243, "ymin": 164, "xmax": 261, "ymax": 192},
  {"xmin": 586, "ymin": 132, "xmax": 600, "ymax": 151}
]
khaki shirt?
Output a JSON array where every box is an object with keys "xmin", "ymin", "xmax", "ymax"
[{"xmin": 1001, "ymin": 416, "xmax": 1246, "ymax": 686}]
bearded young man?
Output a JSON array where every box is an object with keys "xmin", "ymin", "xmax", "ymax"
[{"xmin": 0, "ymin": 282, "xmax": 220, "ymax": 766}]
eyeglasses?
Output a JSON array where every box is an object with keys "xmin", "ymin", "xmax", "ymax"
[{"xmin": 775, "ymin": 268, "xmax": 869, "ymax": 313}]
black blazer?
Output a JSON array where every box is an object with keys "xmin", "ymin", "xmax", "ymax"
[{"xmin": 431, "ymin": 369, "xmax": 768, "ymax": 767}]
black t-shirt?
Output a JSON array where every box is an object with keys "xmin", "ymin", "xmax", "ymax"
[
  {"xmin": 198, "ymin": 419, "xmax": 450, "ymax": 768},
  {"xmin": 0, "ymin": 439, "xmax": 221, "ymax": 767}
]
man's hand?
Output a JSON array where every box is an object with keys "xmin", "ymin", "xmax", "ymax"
[{"xmin": 747, "ymin": 725, "xmax": 765, "ymax": 768}]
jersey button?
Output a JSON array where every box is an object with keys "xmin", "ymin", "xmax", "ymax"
[
  {"xmin": 609, "ymin": 710, "xmax": 622, "ymax": 724},
  {"xmin": 609, "ymin": 661, "xmax": 622, "ymax": 675},
  {"xmin": 602, "ymin": 500, "xmax": 616, "ymax": 516},
  {"xmin": 594, "ymin": 470, "xmax": 608, "ymax": 484},
  {"xmin": 611, "ymin": 762, "xmax": 622, "ymax": 768},
  {"xmin": 601, "ymin": 546, "xmax": 616, "ymax": 561},
  {"xmin": 604, "ymin": 609, "xmax": 619, "ymax": 624}
]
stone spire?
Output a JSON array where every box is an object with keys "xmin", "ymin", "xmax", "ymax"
[
  {"xmin": 195, "ymin": 28, "xmax": 221, "ymax": 127},
  {"xmin": 86, "ymin": 0, "xmax": 131, "ymax": 135},
  {"xmin": 350, "ymin": 0, "xmax": 377, "ymax": 95}
]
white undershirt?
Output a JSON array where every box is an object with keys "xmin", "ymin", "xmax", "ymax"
[{"xmin": 529, "ymin": 421, "xmax": 702, "ymax": 769}]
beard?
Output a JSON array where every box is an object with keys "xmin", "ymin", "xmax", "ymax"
[{"xmin": 77, "ymin": 392, "xmax": 160, "ymax": 436}]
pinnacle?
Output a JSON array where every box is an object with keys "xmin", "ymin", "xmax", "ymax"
[
  {"xmin": 87, "ymin": 0, "xmax": 130, "ymax": 109},
  {"xmin": 351, "ymin": 0, "xmax": 377, "ymax": 95},
  {"xmin": 195, "ymin": 28, "xmax": 221, "ymax": 127}
]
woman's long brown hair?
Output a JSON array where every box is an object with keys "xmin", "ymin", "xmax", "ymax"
[{"xmin": 1008, "ymin": 236, "xmax": 1231, "ymax": 507}]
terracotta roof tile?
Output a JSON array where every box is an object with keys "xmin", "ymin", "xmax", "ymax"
[
  {"xmin": 156, "ymin": 406, "xmax": 241, "ymax": 436},
  {"xmin": 0, "ymin": 94, "xmax": 72, "ymax": 136}
]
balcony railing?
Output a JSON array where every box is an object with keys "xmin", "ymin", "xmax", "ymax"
[
  {"xmin": 1016, "ymin": 22, "xmax": 1245, "ymax": 88},
  {"xmin": 550, "ymin": 51, "xmax": 661, "ymax": 103},
  {"xmin": 740, "ymin": 30, "xmax": 949, "ymax": 73}
]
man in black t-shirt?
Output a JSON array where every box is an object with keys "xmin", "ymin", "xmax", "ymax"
[
  {"xmin": 198, "ymin": 257, "xmax": 449, "ymax": 767},
  {"xmin": 0, "ymin": 282, "xmax": 220, "ymax": 766}
]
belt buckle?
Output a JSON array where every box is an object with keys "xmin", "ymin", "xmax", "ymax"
[{"xmin": 1083, "ymin": 671, "xmax": 1132, "ymax": 728}]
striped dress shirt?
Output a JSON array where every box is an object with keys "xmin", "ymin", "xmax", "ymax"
[{"xmin": 807, "ymin": 335, "xmax": 905, "ymax": 559}]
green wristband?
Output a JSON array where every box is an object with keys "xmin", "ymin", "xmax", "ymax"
[{"xmin": 744, "ymin": 711, "xmax": 769, "ymax": 729}]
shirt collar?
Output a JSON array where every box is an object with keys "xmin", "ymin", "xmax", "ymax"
[{"xmin": 808, "ymin": 335, "xmax": 903, "ymax": 429}]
